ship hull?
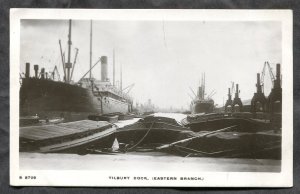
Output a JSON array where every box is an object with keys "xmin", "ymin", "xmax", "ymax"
[
  {"xmin": 20, "ymin": 78, "xmax": 131, "ymax": 121},
  {"xmin": 191, "ymin": 101, "xmax": 214, "ymax": 114}
]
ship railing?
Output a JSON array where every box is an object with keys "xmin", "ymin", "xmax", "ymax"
[{"xmin": 91, "ymin": 83, "xmax": 133, "ymax": 102}]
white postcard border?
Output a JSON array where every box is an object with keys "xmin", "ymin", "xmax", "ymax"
[{"xmin": 10, "ymin": 9, "xmax": 293, "ymax": 187}]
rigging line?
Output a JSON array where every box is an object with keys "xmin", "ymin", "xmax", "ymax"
[
  {"xmin": 50, "ymin": 59, "xmax": 58, "ymax": 81},
  {"xmin": 59, "ymin": 40, "xmax": 66, "ymax": 80},
  {"xmin": 189, "ymin": 87, "xmax": 197, "ymax": 97},
  {"xmin": 78, "ymin": 58, "xmax": 102, "ymax": 81},
  {"xmin": 127, "ymin": 122, "xmax": 155, "ymax": 151},
  {"xmin": 70, "ymin": 48, "xmax": 79, "ymax": 81}
]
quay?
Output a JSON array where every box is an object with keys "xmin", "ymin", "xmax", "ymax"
[{"xmin": 19, "ymin": 152, "xmax": 280, "ymax": 172}]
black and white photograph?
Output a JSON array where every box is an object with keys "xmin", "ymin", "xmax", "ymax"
[{"xmin": 10, "ymin": 9, "xmax": 293, "ymax": 187}]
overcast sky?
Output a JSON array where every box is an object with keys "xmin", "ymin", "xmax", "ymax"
[{"xmin": 20, "ymin": 19, "xmax": 281, "ymax": 110}]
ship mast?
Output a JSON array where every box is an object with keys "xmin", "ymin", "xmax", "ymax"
[
  {"xmin": 113, "ymin": 49, "xmax": 115, "ymax": 86},
  {"xmin": 197, "ymin": 73, "xmax": 206, "ymax": 100},
  {"xmin": 66, "ymin": 19, "xmax": 72, "ymax": 83},
  {"xmin": 58, "ymin": 40, "xmax": 66, "ymax": 81},
  {"xmin": 89, "ymin": 20, "xmax": 93, "ymax": 80},
  {"xmin": 203, "ymin": 72, "xmax": 205, "ymax": 99},
  {"xmin": 120, "ymin": 64, "xmax": 122, "ymax": 90}
]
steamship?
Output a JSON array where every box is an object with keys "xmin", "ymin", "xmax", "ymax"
[
  {"xmin": 190, "ymin": 73, "xmax": 214, "ymax": 114},
  {"xmin": 20, "ymin": 20, "xmax": 133, "ymax": 122}
]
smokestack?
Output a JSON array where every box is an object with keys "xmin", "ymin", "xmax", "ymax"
[
  {"xmin": 34, "ymin": 64, "xmax": 39, "ymax": 78},
  {"xmin": 41, "ymin": 68, "xmax": 45, "ymax": 79},
  {"xmin": 101, "ymin": 56, "xmax": 108, "ymax": 82},
  {"xmin": 25, "ymin": 62, "xmax": 30, "ymax": 78},
  {"xmin": 198, "ymin": 87, "xmax": 202, "ymax": 98}
]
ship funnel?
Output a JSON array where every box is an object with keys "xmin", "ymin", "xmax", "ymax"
[
  {"xmin": 41, "ymin": 68, "xmax": 45, "ymax": 79},
  {"xmin": 101, "ymin": 56, "xmax": 108, "ymax": 82},
  {"xmin": 198, "ymin": 86, "xmax": 202, "ymax": 99},
  {"xmin": 34, "ymin": 65, "xmax": 39, "ymax": 78},
  {"xmin": 25, "ymin": 62, "xmax": 30, "ymax": 78}
]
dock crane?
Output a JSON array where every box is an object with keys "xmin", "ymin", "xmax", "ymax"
[
  {"xmin": 261, "ymin": 61, "xmax": 275, "ymax": 93},
  {"xmin": 232, "ymin": 84, "xmax": 243, "ymax": 112},
  {"xmin": 267, "ymin": 63, "xmax": 282, "ymax": 114},
  {"xmin": 231, "ymin": 81, "xmax": 235, "ymax": 95},
  {"xmin": 251, "ymin": 61, "xmax": 278, "ymax": 113},
  {"xmin": 224, "ymin": 81, "xmax": 235, "ymax": 113},
  {"xmin": 50, "ymin": 65, "xmax": 61, "ymax": 81}
]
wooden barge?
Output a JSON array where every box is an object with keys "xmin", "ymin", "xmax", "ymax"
[
  {"xmin": 115, "ymin": 116, "xmax": 194, "ymax": 151},
  {"xmin": 19, "ymin": 120, "xmax": 117, "ymax": 153}
]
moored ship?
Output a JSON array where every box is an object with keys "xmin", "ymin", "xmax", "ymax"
[
  {"xmin": 190, "ymin": 73, "xmax": 214, "ymax": 114},
  {"xmin": 20, "ymin": 20, "xmax": 133, "ymax": 122}
]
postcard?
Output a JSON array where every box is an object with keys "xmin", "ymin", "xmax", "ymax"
[{"xmin": 10, "ymin": 9, "xmax": 293, "ymax": 187}]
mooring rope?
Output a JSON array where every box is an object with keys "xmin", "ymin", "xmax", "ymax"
[{"xmin": 127, "ymin": 122, "xmax": 155, "ymax": 151}]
